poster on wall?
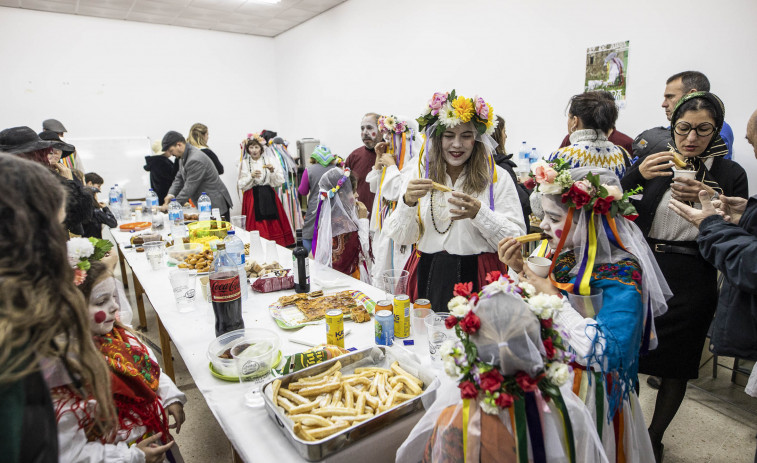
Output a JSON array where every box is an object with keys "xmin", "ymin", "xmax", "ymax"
[{"xmin": 584, "ymin": 41, "xmax": 629, "ymax": 109}]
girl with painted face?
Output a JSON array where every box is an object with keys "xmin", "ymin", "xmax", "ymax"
[
  {"xmin": 383, "ymin": 91, "xmax": 526, "ymax": 312},
  {"xmin": 620, "ymin": 92, "xmax": 749, "ymax": 460},
  {"xmin": 53, "ymin": 261, "xmax": 187, "ymax": 463},
  {"xmin": 238, "ymin": 134, "xmax": 295, "ymax": 246},
  {"xmin": 499, "ymin": 166, "xmax": 672, "ymax": 462}
]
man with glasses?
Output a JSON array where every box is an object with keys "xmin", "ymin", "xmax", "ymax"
[{"xmin": 632, "ymin": 71, "xmax": 734, "ymax": 161}]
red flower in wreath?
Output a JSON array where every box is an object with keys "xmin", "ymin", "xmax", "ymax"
[
  {"xmin": 593, "ymin": 196, "xmax": 614, "ymax": 215},
  {"xmin": 468, "ymin": 293, "xmax": 479, "ymax": 305},
  {"xmin": 540, "ymin": 318, "xmax": 553, "ymax": 330},
  {"xmin": 445, "ymin": 315, "xmax": 459, "ymax": 330},
  {"xmin": 515, "ymin": 371, "xmax": 539, "ymax": 392},
  {"xmin": 562, "ymin": 183, "xmax": 592, "ymax": 209},
  {"xmin": 523, "ymin": 177, "xmax": 536, "ymax": 190},
  {"xmin": 485, "ymin": 271, "xmax": 502, "ymax": 284},
  {"xmin": 479, "ymin": 369, "xmax": 504, "ymax": 393},
  {"xmin": 460, "ymin": 312, "xmax": 481, "ymax": 334},
  {"xmin": 495, "ymin": 392, "xmax": 514, "ymax": 408},
  {"xmin": 623, "ymin": 213, "xmax": 638, "ymax": 221},
  {"xmin": 453, "ymin": 281, "xmax": 473, "ymax": 298},
  {"xmin": 543, "ymin": 337, "xmax": 556, "ymax": 359},
  {"xmin": 459, "ymin": 380, "xmax": 478, "ymax": 399}
]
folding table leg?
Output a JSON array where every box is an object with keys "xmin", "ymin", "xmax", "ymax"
[
  {"xmin": 117, "ymin": 245, "xmax": 129, "ymax": 289},
  {"xmin": 133, "ymin": 274, "xmax": 148, "ymax": 331},
  {"xmin": 157, "ymin": 316, "xmax": 175, "ymax": 381},
  {"xmin": 231, "ymin": 445, "xmax": 244, "ymax": 463}
]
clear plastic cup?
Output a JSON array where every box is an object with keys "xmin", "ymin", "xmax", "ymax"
[
  {"xmin": 425, "ymin": 311, "xmax": 453, "ymax": 363},
  {"xmin": 143, "ymin": 241, "xmax": 165, "ymax": 271},
  {"xmin": 248, "ymin": 230, "xmax": 264, "ymax": 261},
  {"xmin": 567, "ymin": 288, "xmax": 604, "ymax": 318},
  {"xmin": 265, "ymin": 240, "xmax": 279, "ymax": 263},
  {"xmin": 381, "ymin": 269, "xmax": 409, "ymax": 299},
  {"xmin": 231, "ymin": 215, "xmax": 247, "ymax": 231},
  {"xmin": 168, "ymin": 268, "xmax": 197, "ymax": 312},
  {"xmin": 411, "ymin": 308, "xmax": 434, "ymax": 355}
]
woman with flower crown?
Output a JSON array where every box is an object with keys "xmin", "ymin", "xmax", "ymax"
[
  {"xmin": 365, "ymin": 114, "xmax": 422, "ymax": 284},
  {"xmin": 52, "ymin": 259, "xmax": 187, "ymax": 463},
  {"xmin": 499, "ymin": 165, "xmax": 671, "ymax": 462},
  {"xmin": 238, "ymin": 133, "xmax": 295, "ymax": 246},
  {"xmin": 397, "ymin": 274, "xmax": 608, "ymax": 462},
  {"xmin": 383, "ymin": 91, "xmax": 526, "ymax": 311}
]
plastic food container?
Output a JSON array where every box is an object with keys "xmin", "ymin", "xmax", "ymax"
[
  {"xmin": 188, "ymin": 220, "xmax": 232, "ymax": 241},
  {"xmin": 166, "ymin": 242, "xmax": 204, "ymax": 263},
  {"xmin": 207, "ymin": 328, "xmax": 281, "ymax": 378}
]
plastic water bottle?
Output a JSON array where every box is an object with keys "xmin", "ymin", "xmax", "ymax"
[
  {"xmin": 224, "ymin": 230, "xmax": 248, "ymax": 302},
  {"xmin": 198, "ymin": 192, "xmax": 212, "ymax": 222},
  {"xmin": 146, "ymin": 189, "xmax": 159, "ymax": 209},
  {"xmin": 114, "ymin": 184, "xmax": 123, "ymax": 204},
  {"xmin": 109, "ymin": 187, "xmax": 121, "ymax": 221},
  {"xmin": 517, "ymin": 141, "xmax": 530, "ymax": 173},
  {"xmin": 168, "ymin": 199, "xmax": 185, "ymax": 238},
  {"xmin": 530, "ymin": 147, "xmax": 538, "ymax": 164}
]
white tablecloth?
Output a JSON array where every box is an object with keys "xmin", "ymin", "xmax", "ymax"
[{"xmin": 106, "ymin": 223, "xmax": 434, "ymax": 462}]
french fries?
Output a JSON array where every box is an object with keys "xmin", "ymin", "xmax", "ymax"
[
  {"xmin": 431, "ymin": 181, "xmax": 452, "ymax": 193},
  {"xmin": 514, "ymin": 232, "xmax": 548, "ymax": 243},
  {"xmin": 272, "ymin": 360, "xmax": 424, "ymax": 441}
]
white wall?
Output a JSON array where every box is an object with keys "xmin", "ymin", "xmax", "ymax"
[
  {"xmin": 0, "ymin": 7, "xmax": 277, "ymax": 213},
  {"xmin": 274, "ymin": 0, "xmax": 757, "ymax": 195}
]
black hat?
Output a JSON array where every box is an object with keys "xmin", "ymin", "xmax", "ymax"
[
  {"xmin": 0, "ymin": 126, "xmax": 54, "ymax": 154},
  {"xmin": 161, "ymin": 131, "xmax": 185, "ymax": 151},
  {"xmin": 42, "ymin": 118, "xmax": 67, "ymax": 133},
  {"xmin": 38, "ymin": 131, "xmax": 75, "ymax": 158}
]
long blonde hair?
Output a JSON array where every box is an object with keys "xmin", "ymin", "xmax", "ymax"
[
  {"xmin": 427, "ymin": 133, "xmax": 491, "ymax": 195},
  {"xmin": 187, "ymin": 123, "xmax": 209, "ymax": 148},
  {"xmin": 0, "ymin": 153, "xmax": 116, "ymax": 432}
]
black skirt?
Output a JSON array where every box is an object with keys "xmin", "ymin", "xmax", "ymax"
[
  {"xmin": 638, "ymin": 239, "xmax": 718, "ymax": 379},
  {"xmin": 417, "ymin": 251, "xmax": 479, "ymax": 313},
  {"xmin": 252, "ymin": 185, "xmax": 279, "ymax": 221}
]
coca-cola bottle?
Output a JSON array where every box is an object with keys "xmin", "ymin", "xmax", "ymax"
[{"xmin": 210, "ymin": 242, "xmax": 244, "ymax": 337}]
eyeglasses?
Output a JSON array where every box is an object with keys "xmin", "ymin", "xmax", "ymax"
[{"xmin": 674, "ymin": 121, "xmax": 716, "ymax": 138}]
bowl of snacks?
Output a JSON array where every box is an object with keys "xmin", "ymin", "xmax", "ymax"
[
  {"xmin": 166, "ymin": 242, "xmax": 204, "ymax": 265},
  {"xmin": 187, "ymin": 220, "xmax": 232, "ymax": 241},
  {"xmin": 207, "ymin": 328, "xmax": 281, "ymax": 379},
  {"xmin": 177, "ymin": 248, "xmax": 215, "ymax": 273}
]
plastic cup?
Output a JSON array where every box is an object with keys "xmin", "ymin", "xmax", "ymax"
[
  {"xmin": 231, "ymin": 215, "xmax": 247, "ymax": 231},
  {"xmin": 567, "ymin": 288, "xmax": 604, "ymax": 318},
  {"xmin": 425, "ymin": 311, "xmax": 453, "ymax": 363},
  {"xmin": 230, "ymin": 335, "xmax": 279, "ymax": 407},
  {"xmin": 381, "ymin": 269, "xmax": 409, "ymax": 299},
  {"xmin": 143, "ymin": 241, "xmax": 165, "ymax": 271},
  {"xmin": 199, "ymin": 276, "xmax": 211, "ymax": 303},
  {"xmin": 168, "ymin": 268, "xmax": 197, "ymax": 312},
  {"xmin": 526, "ymin": 256, "xmax": 552, "ymax": 278},
  {"xmin": 265, "ymin": 240, "xmax": 279, "ymax": 263},
  {"xmin": 411, "ymin": 308, "xmax": 434, "ymax": 355},
  {"xmin": 673, "ymin": 169, "xmax": 696, "ymax": 180},
  {"xmin": 248, "ymin": 230, "xmax": 264, "ymax": 261}
]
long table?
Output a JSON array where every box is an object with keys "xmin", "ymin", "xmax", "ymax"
[{"xmin": 107, "ymin": 224, "xmax": 433, "ymax": 463}]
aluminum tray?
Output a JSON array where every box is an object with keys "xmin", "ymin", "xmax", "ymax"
[{"xmin": 262, "ymin": 346, "xmax": 439, "ymax": 461}]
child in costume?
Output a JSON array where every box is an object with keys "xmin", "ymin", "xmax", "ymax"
[
  {"xmin": 366, "ymin": 115, "xmax": 422, "ymax": 285},
  {"xmin": 397, "ymin": 275, "xmax": 607, "ymax": 462},
  {"xmin": 266, "ymin": 136, "xmax": 304, "ymax": 236},
  {"xmin": 384, "ymin": 91, "xmax": 525, "ymax": 311},
  {"xmin": 299, "ymin": 145, "xmax": 340, "ymax": 251},
  {"xmin": 499, "ymin": 165, "xmax": 671, "ymax": 462},
  {"xmin": 238, "ymin": 133, "xmax": 295, "ymax": 246},
  {"xmin": 53, "ymin": 256, "xmax": 187, "ymax": 462},
  {"xmin": 312, "ymin": 167, "xmax": 370, "ymax": 282}
]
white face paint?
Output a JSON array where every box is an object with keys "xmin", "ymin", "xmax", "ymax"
[
  {"xmin": 248, "ymin": 143, "xmax": 262, "ymax": 160},
  {"xmin": 88, "ymin": 277, "xmax": 119, "ymax": 336},
  {"xmin": 360, "ymin": 116, "xmax": 381, "ymax": 149},
  {"xmin": 539, "ymin": 196, "xmax": 573, "ymax": 249},
  {"xmin": 441, "ymin": 122, "xmax": 476, "ymax": 168}
]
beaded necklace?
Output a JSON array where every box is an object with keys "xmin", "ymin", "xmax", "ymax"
[{"xmin": 429, "ymin": 190, "xmax": 453, "ymax": 234}]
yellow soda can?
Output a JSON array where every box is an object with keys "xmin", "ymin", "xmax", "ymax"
[
  {"xmin": 393, "ymin": 295, "xmax": 410, "ymax": 338},
  {"xmin": 325, "ymin": 309, "xmax": 344, "ymax": 348}
]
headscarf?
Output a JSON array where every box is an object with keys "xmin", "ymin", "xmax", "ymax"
[
  {"xmin": 310, "ymin": 145, "xmax": 335, "ymax": 167},
  {"xmin": 312, "ymin": 167, "xmax": 360, "ymax": 269},
  {"xmin": 669, "ymin": 91, "xmax": 728, "ymax": 194}
]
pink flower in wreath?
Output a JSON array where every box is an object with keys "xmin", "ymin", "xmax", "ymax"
[
  {"xmin": 474, "ymin": 97, "xmax": 489, "ymax": 120},
  {"xmin": 73, "ymin": 268, "xmax": 87, "ymax": 286},
  {"xmin": 429, "ymin": 92, "xmax": 449, "ymax": 115},
  {"xmin": 533, "ymin": 162, "xmax": 558, "ymax": 184}
]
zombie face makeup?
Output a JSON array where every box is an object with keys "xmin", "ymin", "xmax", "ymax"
[
  {"xmin": 360, "ymin": 116, "xmax": 381, "ymax": 149},
  {"xmin": 539, "ymin": 196, "xmax": 572, "ymax": 249},
  {"xmin": 88, "ymin": 277, "xmax": 119, "ymax": 336}
]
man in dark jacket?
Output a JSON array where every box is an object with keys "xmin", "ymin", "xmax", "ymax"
[{"xmin": 144, "ymin": 140, "xmax": 178, "ymax": 205}]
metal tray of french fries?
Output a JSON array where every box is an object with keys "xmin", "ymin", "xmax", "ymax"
[{"xmin": 262, "ymin": 346, "xmax": 439, "ymax": 461}]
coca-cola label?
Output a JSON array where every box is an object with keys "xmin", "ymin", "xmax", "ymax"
[{"xmin": 210, "ymin": 275, "xmax": 241, "ymax": 302}]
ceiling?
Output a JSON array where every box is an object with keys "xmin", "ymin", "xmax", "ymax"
[{"xmin": 0, "ymin": 0, "xmax": 347, "ymax": 37}]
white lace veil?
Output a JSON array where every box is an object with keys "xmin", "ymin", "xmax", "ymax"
[{"xmin": 313, "ymin": 167, "xmax": 359, "ymax": 268}]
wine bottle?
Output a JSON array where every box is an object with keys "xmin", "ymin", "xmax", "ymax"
[{"xmin": 292, "ymin": 229, "xmax": 310, "ymax": 293}]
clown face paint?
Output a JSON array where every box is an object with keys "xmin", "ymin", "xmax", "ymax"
[
  {"xmin": 248, "ymin": 143, "xmax": 262, "ymax": 160},
  {"xmin": 441, "ymin": 122, "xmax": 476, "ymax": 170},
  {"xmin": 88, "ymin": 277, "xmax": 120, "ymax": 336},
  {"xmin": 361, "ymin": 116, "xmax": 381, "ymax": 149},
  {"xmin": 539, "ymin": 196, "xmax": 573, "ymax": 249}
]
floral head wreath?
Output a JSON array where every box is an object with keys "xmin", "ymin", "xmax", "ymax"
[
  {"xmin": 378, "ymin": 115, "xmax": 410, "ymax": 135},
  {"xmin": 440, "ymin": 272, "xmax": 579, "ymax": 459},
  {"xmin": 417, "ymin": 89, "xmax": 498, "ymax": 137},
  {"xmin": 310, "ymin": 168, "xmax": 352, "ymax": 260},
  {"xmin": 67, "ymin": 237, "xmax": 114, "ymax": 286},
  {"xmin": 240, "ymin": 133, "xmax": 267, "ymax": 152}
]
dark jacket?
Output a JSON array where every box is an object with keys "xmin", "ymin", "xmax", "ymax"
[
  {"xmin": 59, "ymin": 177, "xmax": 93, "ymax": 237},
  {"xmin": 81, "ymin": 187, "xmax": 117, "ymax": 238},
  {"xmin": 698, "ymin": 195, "xmax": 757, "ymax": 359},
  {"xmin": 493, "ymin": 152, "xmax": 531, "ymax": 229},
  {"xmin": 201, "ymin": 147, "xmax": 224, "ymax": 175},
  {"xmin": 143, "ymin": 155, "xmax": 177, "ymax": 204},
  {"xmin": 620, "ymin": 155, "xmax": 748, "ymax": 236}
]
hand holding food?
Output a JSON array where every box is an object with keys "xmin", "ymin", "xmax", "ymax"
[
  {"xmin": 403, "ymin": 179, "xmax": 433, "ymax": 206},
  {"xmin": 671, "ymin": 177, "xmax": 715, "ymax": 203},
  {"xmin": 448, "ymin": 191, "xmax": 481, "ymax": 221},
  {"xmin": 498, "ymin": 237, "xmax": 525, "ymax": 274},
  {"xmin": 639, "ymin": 152, "xmax": 675, "ymax": 180}
]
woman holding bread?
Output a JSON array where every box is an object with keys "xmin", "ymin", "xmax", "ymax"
[
  {"xmin": 620, "ymin": 92, "xmax": 748, "ymax": 460},
  {"xmin": 383, "ymin": 90, "xmax": 525, "ymax": 311}
]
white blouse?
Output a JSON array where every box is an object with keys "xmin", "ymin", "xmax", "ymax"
[
  {"xmin": 238, "ymin": 154, "xmax": 285, "ymax": 191},
  {"xmin": 383, "ymin": 163, "xmax": 526, "ymax": 255}
]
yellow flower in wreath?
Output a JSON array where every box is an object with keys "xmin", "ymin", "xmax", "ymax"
[{"xmin": 451, "ymin": 96, "xmax": 475, "ymax": 123}]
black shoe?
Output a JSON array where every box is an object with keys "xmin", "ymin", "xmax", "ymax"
[{"xmin": 647, "ymin": 375, "xmax": 661, "ymax": 389}]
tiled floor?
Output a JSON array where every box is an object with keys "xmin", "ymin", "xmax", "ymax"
[{"xmin": 117, "ymin": 265, "xmax": 757, "ymax": 463}]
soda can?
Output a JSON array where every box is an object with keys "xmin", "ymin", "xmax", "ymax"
[
  {"xmin": 413, "ymin": 299, "xmax": 431, "ymax": 310},
  {"xmin": 393, "ymin": 294, "xmax": 411, "ymax": 338},
  {"xmin": 326, "ymin": 309, "xmax": 344, "ymax": 348},
  {"xmin": 375, "ymin": 310, "xmax": 394, "ymax": 346},
  {"xmin": 376, "ymin": 300, "xmax": 393, "ymax": 313}
]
